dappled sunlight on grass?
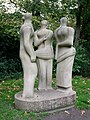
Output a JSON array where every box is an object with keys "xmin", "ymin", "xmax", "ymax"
[{"xmin": 0, "ymin": 79, "xmax": 23, "ymax": 103}]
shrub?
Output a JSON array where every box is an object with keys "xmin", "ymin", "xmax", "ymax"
[{"xmin": 73, "ymin": 40, "xmax": 90, "ymax": 77}]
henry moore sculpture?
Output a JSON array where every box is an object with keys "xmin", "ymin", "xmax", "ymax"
[
  {"xmin": 19, "ymin": 13, "xmax": 37, "ymax": 98},
  {"xmin": 34, "ymin": 20, "xmax": 54, "ymax": 90},
  {"xmin": 55, "ymin": 17, "xmax": 76, "ymax": 92},
  {"xmin": 15, "ymin": 14, "xmax": 76, "ymax": 112}
]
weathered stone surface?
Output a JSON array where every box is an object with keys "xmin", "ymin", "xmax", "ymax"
[
  {"xmin": 55, "ymin": 17, "xmax": 76, "ymax": 91},
  {"xmin": 20, "ymin": 13, "xmax": 37, "ymax": 98},
  {"xmin": 15, "ymin": 89, "xmax": 76, "ymax": 112},
  {"xmin": 34, "ymin": 20, "xmax": 54, "ymax": 90}
]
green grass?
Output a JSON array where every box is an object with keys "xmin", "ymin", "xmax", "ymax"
[
  {"xmin": 0, "ymin": 76, "xmax": 90, "ymax": 119},
  {"xmin": 73, "ymin": 76, "xmax": 90, "ymax": 109},
  {"xmin": 0, "ymin": 79, "xmax": 48, "ymax": 120}
]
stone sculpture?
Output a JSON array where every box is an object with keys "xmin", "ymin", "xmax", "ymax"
[
  {"xmin": 55, "ymin": 17, "xmax": 76, "ymax": 92},
  {"xmin": 15, "ymin": 15, "xmax": 76, "ymax": 112},
  {"xmin": 34, "ymin": 20, "xmax": 54, "ymax": 90},
  {"xmin": 19, "ymin": 13, "xmax": 37, "ymax": 98}
]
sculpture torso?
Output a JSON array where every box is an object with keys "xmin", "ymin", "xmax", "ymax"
[
  {"xmin": 55, "ymin": 17, "xmax": 76, "ymax": 89},
  {"xmin": 37, "ymin": 28, "xmax": 53, "ymax": 49},
  {"xmin": 56, "ymin": 26, "xmax": 74, "ymax": 43},
  {"xmin": 34, "ymin": 21, "xmax": 53, "ymax": 90},
  {"xmin": 57, "ymin": 26, "xmax": 68, "ymax": 42},
  {"xmin": 19, "ymin": 14, "xmax": 37, "ymax": 98},
  {"xmin": 20, "ymin": 22, "xmax": 34, "ymax": 59},
  {"xmin": 55, "ymin": 26, "xmax": 75, "ymax": 62},
  {"xmin": 35, "ymin": 28, "xmax": 54, "ymax": 59}
]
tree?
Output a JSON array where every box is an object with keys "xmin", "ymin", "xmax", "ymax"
[{"xmin": 0, "ymin": 0, "xmax": 90, "ymax": 79}]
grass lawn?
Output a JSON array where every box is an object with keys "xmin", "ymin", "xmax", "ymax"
[{"xmin": 0, "ymin": 76, "xmax": 90, "ymax": 120}]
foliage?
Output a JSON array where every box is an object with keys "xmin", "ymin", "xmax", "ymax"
[
  {"xmin": 0, "ymin": 12, "xmax": 23, "ymax": 80},
  {"xmin": 73, "ymin": 40, "xmax": 90, "ymax": 77},
  {"xmin": 0, "ymin": 57, "xmax": 22, "ymax": 80},
  {"xmin": 0, "ymin": 1, "xmax": 61, "ymax": 80},
  {"xmin": 0, "ymin": 0, "xmax": 90, "ymax": 79}
]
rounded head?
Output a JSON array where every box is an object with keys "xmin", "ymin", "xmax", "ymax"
[
  {"xmin": 23, "ymin": 12, "xmax": 32, "ymax": 20},
  {"xmin": 41, "ymin": 20, "xmax": 48, "ymax": 26},
  {"xmin": 60, "ymin": 17, "xmax": 67, "ymax": 25}
]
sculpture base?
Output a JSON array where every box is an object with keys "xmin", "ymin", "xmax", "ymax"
[{"xmin": 15, "ymin": 89, "xmax": 76, "ymax": 112}]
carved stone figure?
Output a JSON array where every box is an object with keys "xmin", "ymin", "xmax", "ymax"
[
  {"xmin": 20, "ymin": 13, "xmax": 37, "ymax": 98},
  {"xmin": 55, "ymin": 17, "xmax": 76, "ymax": 92},
  {"xmin": 34, "ymin": 20, "xmax": 54, "ymax": 90}
]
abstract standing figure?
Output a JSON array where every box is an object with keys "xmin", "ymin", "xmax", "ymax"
[
  {"xmin": 34, "ymin": 20, "xmax": 54, "ymax": 90},
  {"xmin": 20, "ymin": 13, "xmax": 37, "ymax": 98},
  {"xmin": 55, "ymin": 17, "xmax": 76, "ymax": 92}
]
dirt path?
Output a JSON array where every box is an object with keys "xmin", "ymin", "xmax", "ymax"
[{"xmin": 42, "ymin": 108, "xmax": 90, "ymax": 120}]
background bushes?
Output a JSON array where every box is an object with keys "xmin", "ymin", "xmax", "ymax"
[{"xmin": 0, "ymin": 0, "xmax": 90, "ymax": 80}]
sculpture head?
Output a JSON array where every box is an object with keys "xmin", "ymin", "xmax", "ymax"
[
  {"xmin": 41, "ymin": 20, "xmax": 48, "ymax": 27},
  {"xmin": 23, "ymin": 13, "xmax": 32, "ymax": 20},
  {"xmin": 60, "ymin": 17, "xmax": 67, "ymax": 26}
]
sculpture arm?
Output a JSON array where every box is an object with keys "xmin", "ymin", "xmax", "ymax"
[
  {"xmin": 57, "ymin": 39, "xmax": 73, "ymax": 47},
  {"xmin": 55, "ymin": 44, "xmax": 58, "ymax": 60},
  {"xmin": 34, "ymin": 31, "xmax": 45, "ymax": 47},
  {"xmin": 54, "ymin": 29, "xmax": 59, "ymax": 60},
  {"xmin": 58, "ymin": 37, "xmax": 74, "ymax": 47},
  {"xmin": 54, "ymin": 29, "xmax": 59, "ymax": 42},
  {"xmin": 23, "ymin": 27, "xmax": 36, "ymax": 62},
  {"xmin": 58, "ymin": 27, "xmax": 74, "ymax": 47},
  {"xmin": 44, "ymin": 30, "xmax": 53, "ymax": 40}
]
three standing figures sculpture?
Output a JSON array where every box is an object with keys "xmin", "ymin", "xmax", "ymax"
[{"xmin": 20, "ymin": 13, "xmax": 76, "ymax": 98}]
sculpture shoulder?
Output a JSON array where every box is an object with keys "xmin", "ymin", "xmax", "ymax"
[
  {"xmin": 20, "ymin": 24, "xmax": 33, "ymax": 34},
  {"xmin": 54, "ymin": 27, "xmax": 60, "ymax": 33},
  {"xmin": 48, "ymin": 29, "xmax": 53, "ymax": 35},
  {"xmin": 22, "ymin": 23, "xmax": 32, "ymax": 28},
  {"xmin": 67, "ymin": 27, "xmax": 74, "ymax": 34},
  {"xmin": 34, "ymin": 30, "xmax": 39, "ymax": 34}
]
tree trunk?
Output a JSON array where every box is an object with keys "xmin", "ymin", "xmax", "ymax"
[
  {"xmin": 80, "ymin": 1, "xmax": 89, "ymax": 40},
  {"xmin": 74, "ymin": 4, "xmax": 82, "ymax": 45}
]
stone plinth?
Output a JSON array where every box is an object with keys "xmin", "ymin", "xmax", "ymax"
[{"xmin": 15, "ymin": 89, "xmax": 76, "ymax": 112}]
